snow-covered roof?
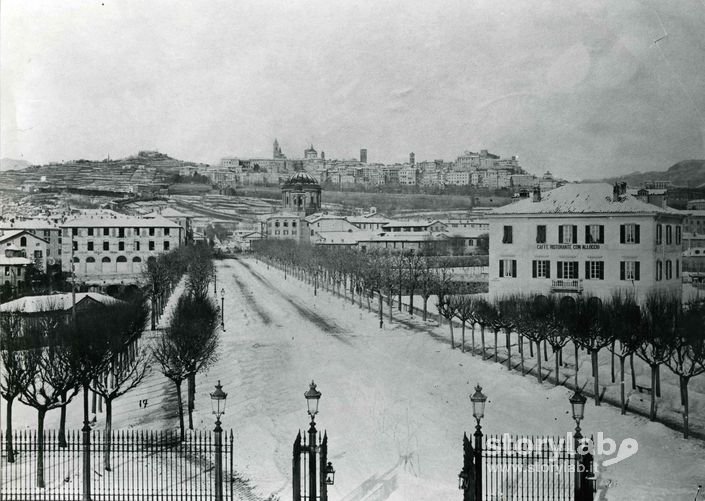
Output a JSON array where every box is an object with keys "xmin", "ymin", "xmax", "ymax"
[
  {"xmin": 314, "ymin": 231, "xmax": 369, "ymax": 245},
  {"xmin": 345, "ymin": 216, "xmax": 390, "ymax": 224},
  {"xmin": 0, "ymin": 292, "xmax": 119, "ymax": 313},
  {"xmin": 62, "ymin": 214, "xmax": 180, "ymax": 228},
  {"xmin": 0, "ymin": 256, "xmax": 32, "ymax": 266},
  {"xmin": 305, "ymin": 213, "xmax": 347, "ymax": 223},
  {"xmin": 0, "ymin": 229, "xmax": 48, "ymax": 244},
  {"xmin": 144, "ymin": 207, "xmax": 189, "ymax": 218},
  {"xmin": 382, "ymin": 220, "xmax": 444, "ymax": 228},
  {"xmin": 0, "ymin": 219, "xmax": 59, "ymax": 230},
  {"xmin": 488, "ymin": 183, "xmax": 683, "ymax": 216}
]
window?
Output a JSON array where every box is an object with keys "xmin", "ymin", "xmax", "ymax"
[
  {"xmin": 103, "ymin": 228, "xmax": 109, "ymax": 236},
  {"xmin": 275, "ymin": 221, "xmax": 280, "ymax": 228},
  {"xmin": 620, "ymin": 224, "xmax": 640, "ymax": 244},
  {"xmin": 118, "ymin": 228, "xmax": 125, "ymax": 238},
  {"xmin": 164, "ymin": 241, "xmax": 170, "ymax": 251},
  {"xmin": 88, "ymin": 228, "xmax": 94, "ymax": 236},
  {"xmin": 499, "ymin": 259, "xmax": 517, "ymax": 277},
  {"xmin": 103, "ymin": 241, "xmax": 109, "ymax": 251},
  {"xmin": 292, "ymin": 221, "xmax": 297, "ymax": 228},
  {"xmin": 283, "ymin": 230, "xmax": 289, "ymax": 235},
  {"xmin": 620, "ymin": 261, "xmax": 640, "ymax": 281},
  {"xmin": 676, "ymin": 259, "xmax": 680, "ymax": 278},
  {"xmin": 20, "ymin": 236, "xmax": 27, "ymax": 247},
  {"xmin": 666, "ymin": 225, "xmax": 672, "ymax": 245},
  {"xmin": 135, "ymin": 241, "xmax": 140, "ymax": 251},
  {"xmin": 149, "ymin": 228, "xmax": 155, "ymax": 236},
  {"xmin": 149, "ymin": 241, "xmax": 155, "ymax": 251},
  {"xmin": 118, "ymin": 241, "xmax": 125, "ymax": 251},
  {"xmin": 502, "ymin": 226, "xmax": 513, "ymax": 244},
  {"xmin": 585, "ymin": 225, "xmax": 604, "ymax": 244},
  {"xmin": 72, "ymin": 241, "xmax": 78, "ymax": 251},
  {"xmin": 164, "ymin": 228, "xmax": 170, "ymax": 236},
  {"xmin": 283, "ymin": 221, "xmax": 289, "ymax": 227},
  {"xmin": 536, "ymin": 225, "xmax": 546, "ymax": 244},
  {"xmin": 274, "ymin": 230, "xmax": 280, "ymax": 235},
  {"xmin": 87, "ymin": 241, "xmax": 94, "ymax": 251},
  {"xmin": 656, "ymin": 224, "xmax": 662, "ymax": 245},
  {"xmin": 676, "ymin": 225, "xmax": 682, "ymax": 245},
  {"xmin": 134, "ymin": 228, "xmax": 140, "ymax": 236},
  {"xmin": 34, "ymin": 250, "xmax": 42, "ymax": 259},
  {"xmin": 656, "ymin": 260, "xmax": 662, "ymax": 281},
  {"xmin": 558, "ymin": 225, "xmax": 577, "ymax": 244},
  {"xmin": 665, "ymin": 260, "xmax": 672, "ymax": 280},
  {"xmin": 557, "ymin": 261, "xmax": 579, "ymax": 279},
  {"xmin": 72, "ymin": 228, "xmax": 78, "ymax": 236},
  {"xmin": 532, "ymin": 260, "xmax": 550, "ymax": 278},
  {"xmin": 585, "ymin": 261, "xmax": 604, "ymax": 280}
]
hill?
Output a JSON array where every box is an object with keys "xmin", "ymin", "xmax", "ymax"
[
  {"xmin": 594, "ymin": 160, "xmax": 705, "ymax": 187},
  {"xmin": 0, "ymin": 158, "xmax": 31, "ymax": 171}
]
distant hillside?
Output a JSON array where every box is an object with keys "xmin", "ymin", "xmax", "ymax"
[
  {"xmin": 595, "ymin": 160, "xmax": 705, "ymax": 187},
  {"xmin": 0, "ymin": 158, "xmax": 31, "ymax": 171}
]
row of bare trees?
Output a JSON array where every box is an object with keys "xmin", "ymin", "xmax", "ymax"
[
  {"xmin": 253, "ymin": 240, "xmax": 705, "ymax": 439},
  {"xmin": 152, "ymin": 244, "xmax": 220, "ymax": 441},
  {"xmin": 0, "ymin": 297, "xmax": 149, "ymax": 485}
]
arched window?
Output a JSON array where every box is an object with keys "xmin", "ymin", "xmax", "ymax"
[
  {"xmin": 132, "ymin": 257, "xmax": 142, "ymax": 262},
  {"xmin": 20, "ymin": 236, "xmax": 27, "ymax": 247},
  {"xmin": 116, "ymin": 256, "xmax": 127, "ymax": 262},
  {"xmin": 102, "ymin": 257, "xmax": 111, "ymax": 263},
  {"xmin": 73, "ymin": 256, "xmax": 80, "ymax": 263},
  {"xmin": 116, "ymin": 255, "xmax": 128, "ymax": 273},
  {"xmin": 86, "ymin": 257, "xmax": 96, "ymax": 263}
]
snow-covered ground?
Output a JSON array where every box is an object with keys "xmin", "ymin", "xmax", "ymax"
[{"xmin": 4, "ymin": 258, "xmax": 705, "ymax": 500}]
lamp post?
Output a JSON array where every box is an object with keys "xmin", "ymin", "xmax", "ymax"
[
  {"xmin": 305, "ymin": 381, "xmax": 322, "ymax": 501},
  {"xmin": 213, "ymin": 270, "xmax": 217, "ymax": 295},
  {"xmin": 210, "ymin": 381, "xmax": 228, "ymax": 501},
  {"xmin": 220, "ymin": 288, "xmax": 225, "ymax": 331},
  {"xmin": 569, "ymin": 389, "xmax": 586, "ymax": 501},
  {"xmin": 470, "ymin": 384, "xmax": 486, "ymax": 500}
]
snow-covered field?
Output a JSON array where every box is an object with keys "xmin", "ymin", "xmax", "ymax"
[{"xmin": 4, "ymin": 257, "xmax": 705, "ymax": 500}]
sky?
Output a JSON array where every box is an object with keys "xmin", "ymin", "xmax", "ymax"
[{"xmin": 1, "ymin": 0, "xmax": 704, "ymax": 180}]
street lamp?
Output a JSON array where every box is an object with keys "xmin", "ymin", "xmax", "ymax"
[
  {"xmin": 569, "ymin": 389, "xmax": 587, "ymax": 501},
  {"xmin": 470, "ymin": 384, "xmax": 487, "ymax": 426},
  {"xmin": 305, "ymin": 380, "xmax": 321, "ymax": 422},
  {"xmin": 213, "ymin": 270, "xmax": 217, "ymax": 295},
  {"xmin": 210, "ymin": 380, "xmax": 228, "ymax": 501},
  {"xmin": 305, "ymin": 380, "xmax": 322, "ymax": 501},
  {"xmin": 325, "ymin": 461, "xmax": 336, "ymax": 485},
  {"xmin": 220, "ymin": 288, "xmax": 226, "ymax": 331},
  {"xmin": 464, "ymin": 384, "xmax": 487, "ymax": 500}
]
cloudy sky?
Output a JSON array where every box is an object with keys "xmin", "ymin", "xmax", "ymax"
[{"xmin": 2, "ymin": 0, "xmax": 704, "ymax": 180}]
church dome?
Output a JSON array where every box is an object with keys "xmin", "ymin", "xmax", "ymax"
[{"xmin": 284, "ymin": 172, "xmax": 320, "ymax": 186}]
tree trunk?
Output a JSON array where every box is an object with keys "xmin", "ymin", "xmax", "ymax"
[
  {"xmin": 188, "ymin": 374, "xmax": 195, "ymax": 430},
  {"xmin": 554, "ymin": 347, "xmax": 560, "ymax": 386},
  {"xmin": 378, "ymin": 293, "xmax": 383, "ymax": 328},
  {"xmin": 519, "ymin": 336, "xmax": 525, "ymax": 374},
  {"xmin": 422, "ymin": 296, "xmax": 428, "ymax": 321},
  {"xmin": 388, "ymin": 293, "xmax": 393, "ymax": 323},
  {"xmin": 471, "ymin": 324, "xmax": 475, "ymax": 353},
  {"xmin": 480, "ymin": 325, "xmax": 486, "ymax": 359},
  {"xmin": 543, "ymin": 341, "xmax": 548, "ymax": 362},
  {"xmin": 610, "ymin": 341, "xmax": 616, "ymax": 383},
  {"xmin": 649, "ymin": 364, "xmax": 657, "ymax": 421},
  {"xmin": 592, "ymin": 349, "xmax": 600, "ymax": 406},
  {"xmin": 397, "ymin": 287, "xmax": 402, "ymax": 311},
  {"xmin": 630, "ymin": 353, "xmax": 636, "ymax": 390},
  {"xmin": 680, "ymin": 375, "xmax": 690, "ymax": 439},
  {"xmin": 59, "ymin": 391, "xmax": 68, "ymax": 448},
  {"xmin": 529, "ymin": 340, "xmax": 534, "ymax": 358},
  {"xmin": 494, "ymin": 329, "xmax": 499, "ymax": 362},
  {"xmin": 175, "ymin": 380, "xmax": 185, "ymax": 441},
  {"xmin": 5, "ymin": 397, "xmax": 14, "ymax": 463},
  {"xmin": 448, "ymin": 318, "xmax": 455, "ymax": 349},
  {"xmin": 535, "ymin": 341, "xmax": 543, "ymax": 384},
  {"xmin": 620, "ymin": 355, "xmax": 626, "ymax": 415},
  {"xmin": 92, "ymin": 387, "xmax": 97, "ymax": 414},
  {"xmin": 37, "ymin": 408, "xmax": 46, "ymax": 488},
  {"xmin": 461, "ymin": 323, "xmax": 466, "ymax": 353},
  {"xmin": 505, "ymin": 330, "xmax": 512, "ymax": 371},
  {"xmin": 104, "ymin": 398, "xmax": 113, "ymax": 471},
  {"xmin": 655, "ymin": 365, "xmax": 661, "ymax": 398}
]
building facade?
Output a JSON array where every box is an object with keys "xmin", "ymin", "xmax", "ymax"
[{"xmin": 487, "ymin": 184, "xmax": 684, "ymax": 304}]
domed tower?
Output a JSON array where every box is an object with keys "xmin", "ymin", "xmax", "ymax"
[{"xmin": 281, "ymin": 172, "xmax": 322, "ymax": 216}]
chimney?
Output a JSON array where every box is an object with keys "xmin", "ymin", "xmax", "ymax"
[
  {"xmin": 613, "ymin": 183, "xmax": 620, "ymax": 202},
  {"xmin": 532, "ymin": 187, "xmax": 541, "ymax": 202}
]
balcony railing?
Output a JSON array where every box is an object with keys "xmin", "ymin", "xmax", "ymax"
[{"xmin": 551, "ymin": 279, "xmax": 583, "ymax": 293}]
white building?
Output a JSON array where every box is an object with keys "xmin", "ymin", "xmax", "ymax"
[
  {"xmin": 0, "ymin": 230, "xmax": 49, "ymax": 272},
  {"xmin": 487, "ymin": 183, "xmax": 684, "ymax": 304}
]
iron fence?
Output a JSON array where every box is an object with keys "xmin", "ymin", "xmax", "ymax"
[{"xmin": 1, "ymin": 428, "xmax": 235, "ymax": 500}]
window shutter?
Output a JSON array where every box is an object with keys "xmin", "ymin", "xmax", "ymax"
[
  {"xmin": 620, "ymin": 262, "xmax": 625, "ymax": 280},
  {"xmin": 635, "ymin": 225, "xmax": 640, "ymax": 243},
  {"xmin": 499, "ymin": 260, "xmax": 504, "ymax": 277},
  {"xmin": 532, "ymin": 260, "xmax": 537, "ymax": 278},
  {"xmin": 620, "ymin": 225, "xmax": 625, "ymax": 243},
  {"xmin": 512, "ymin": 260, "xmax": 517, "ymax": 278},
  {"xmin": 599, "ymin": 262, "xmax": 604, "ymax": 280},
  {"xmin": 558, "ymin": 226, "xmax": 564, "ymax": 243},
  {"xmin": 557, "ymin": 262, "xmax": 563, "ymax": 279},
  {"xmin": 585, "ymin": 226, "xmax": 590, "ymax": 243},
  {"xmin": 585, "ymin": 261, "xmax": 590, "ymax": 280},
  {"xmin": 545, "ymin": 261, "xmax": 551, "ymax": 278},
  {"xmin": 635, "ymin": 261, "xmax": 640, "ymax": 280},
  {"xmin": 573, "ymin": 225, "xmax": 578, "ymax": 243},
  {"xmin": 599, "ymin": 225, "xmax": 604, "ymax": 243}
]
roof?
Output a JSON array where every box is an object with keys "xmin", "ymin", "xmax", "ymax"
[
  {"xmin": 62, "ymin": 214, "xmax": 181, "ymax": 228},
  {"xmin": 283, "ymin": 172, "xmax": 320, "ymax": 186},
  {"xmin": 0, "ymin": 292, "xmax": 119, "ymax": 313},
  {"xmin": 382, "ymin": 220, "xmax": 444, "ymax": 228},
  {"xmin": 144, "ymin": 207, "xmax": 189, "ymax": 218},
  {"xmin": 0, "ymin": 230, "xmax": 48, "ymax": 244},
  {"xmin": 305, "ymin": 213, "xmax": 347, "ymax": 223},
  {"xmin": 0, "ymin": 219, "xmax": 59, "ymax": 230},
  {"xmin": 315, "ymin": 231, "xmax": 369, "ymax": 245},
  {"xmin": 345, "ymin": 216, "xmax": 391, "ymax": 224},
  {"xmin": 0, "ymin": 256, "xmax": 32, "ymax": 266},
  {"xmin": 488, "ymin": 183, "xmax": 683, "ymax": 217}
]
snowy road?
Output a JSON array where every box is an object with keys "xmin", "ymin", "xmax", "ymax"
[{"xmin": 190, "ymin": 258, "xmax": 705, "ymax": 501}]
